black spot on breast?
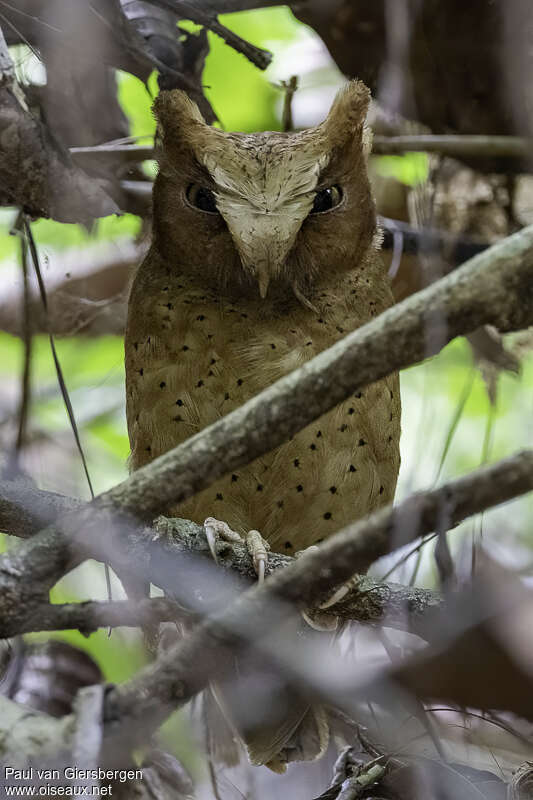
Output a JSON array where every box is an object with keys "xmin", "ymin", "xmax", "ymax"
[
  {"xmin": 216, "ymin": 493, "xmax": 223, "ymax": 501},
  {"xmin": 355, "ymin": 391, "xmax": 362, "ymax": 399},
  {"xmin": 323, "ymin": 512, "xmax": 332, "ymax": 520},
  {"xmin": 379, "ymin": 485, "xmax": 384, "ymax": 494},
  {"xmin": 197, "ymin": 380, "xmax": 204, "ymax": 387},
  {"xmin": 133, "ymin": 342, "xmax": 138, "ymax": 350},
  {"xmin": 182, "ymin": 345, "xmax": 189, "ymax": 352},
  {"xmin": 339, "ymin": 424, "xmax": 348, "ymax": 432},
  {"xmin": 237, "ymin": 378, "xmax": 243, "ymax": 386},
  {"xmin": 166, "ymin": 303, "xmax": 173, "ymax": 310},
  {"xmin": 159, "ymin": 381, "xmax": 166, "ymax": 389},
  {"xmin": 296, "ymin": 484, "xmax": 303, "ymax": 492},
  {"xmin": 270, "ymin": 343, "xmax": 276, "ymax": 350},
  {"xmin": 224, "ymin": 392, "xmax": 230, "ymax": 401},
  {"xmin": 277, "ymin": 500, "xmax": 284, "ymax": 509},
  {"xmin": 196, "ymin": 315, "xmax": 205, "ymax": 321},
  {"xmin": 310, "ymin": 444, "xmax": 317, "ymax": 451},
  {"xmin": 293, "ymin": 459, "xmax": 300, "ymax": 467},
  {"xmin": 316, "ymin": 430, "xmax": 322, "ymax": 438},
  {"xmin": 349, "ymin": 465, "xmax": 356, "ymax": 473},
  {"xmin": 348, "ymin": 408, "xmax": 355, "ymax": 415},
  {"xmin": 208, "ymin": 370, "xmax": 214, "ymax": 377},
  {"xmin": 145, "ymin": 446, "xmax": 151, "ymax": 452},
  {"xmin": 231, "ymin": 474, "xmax": 238, "ymax": 482},
  {"xmin": 284, "ymin": 541, "xmax": 292, "ymax": 549},
  {"xmin": 173, "ymin": 415, "xmax": 182, "ymax": 422},
  {"xmin": 138, "ymin": 368, "xmax": 144, "ymax": 376},
  {"xmin": 358, "ymin": 438, "xmax": 366, "ymax": 446},
  {"xmin": 329, "ymin": 486, "xmax": 337, "ymax": 494},
  {"xmin": 256, "ymin": 484, "xmax": 263, "ymax": 492},
  {"xmin": 210, "ymin": 358, "xmax": 217, "ymax": 365},
  {"xmin": 176, "ymin": 399, "xmax": 183, "ymax": 406}
]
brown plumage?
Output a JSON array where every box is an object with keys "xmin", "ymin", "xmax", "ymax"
[{"xmin": 125, "ymin": 81, "xmax": 401, "ymax": 771}]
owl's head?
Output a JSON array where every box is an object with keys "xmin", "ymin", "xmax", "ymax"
[{"xmin": 152, "ymin": 81, "xmax": 377, "ymax": 304}]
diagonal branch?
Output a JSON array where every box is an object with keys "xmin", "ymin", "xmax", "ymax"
[
  {"xmin": 103, "ymin": 223, "xmax": 533, "ymax": 518},
  {"xmin": 102, "ymin": 450, "xmax": 533, "ymax": 744},
  {"xmin": 0, "ymin": 481, "xmax": 445, "ymax": 639},
  {"xmin": 0, "ymin": 226, "xmax": 531, "ymax": 621},
  {"xmin": 144, "ymin": 0, "xmax": 273, "ymax": 68}
]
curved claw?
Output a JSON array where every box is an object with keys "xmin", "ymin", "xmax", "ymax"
[
  {"xmin": 246, "ymin": 529, "xmax": 269, "ymax": 583},
  {"xmin": 203, "ymin": 517, "xmax": 220, "ymax": 564}
]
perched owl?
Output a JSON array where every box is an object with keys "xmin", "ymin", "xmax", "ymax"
[{"xmin": 125, "ymin": 80, "xmax": 401, "ymax": 771}]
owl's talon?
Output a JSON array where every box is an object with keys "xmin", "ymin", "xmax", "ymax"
[
  {"xmin": 318, "ymin": 583, "xmax": 350, "ymax": 610},
  {"xmin": 246, "ymin": 529, "xmax": 270, "ymax": 584},
  {"xmin": 295, "ymin": 544, "xmax": 340, "ymax": 631},
  {"xmin": 203, "ymin": 517, "xmax": 244, "ymax": 564}
]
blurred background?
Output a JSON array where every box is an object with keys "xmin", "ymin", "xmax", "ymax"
[{"xmin": 0, "ymin": 2, "xmax": 532, "ymax": 795}]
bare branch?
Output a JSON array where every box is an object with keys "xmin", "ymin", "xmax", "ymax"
[
  {"xmin": 0, "ymin": 225, "xmax": 531, "ymax": 624},
  {"xmin": 103, "ymin": 224, "xmax": 533, "ymax": 518},
  {"xmin": 6, "ymin": 597, "xmax": 188, "ymax": 637},
  {"xmin": 103, "ymin": 451, "xmax": 533, "ymax": 744},
  {"xmin": 0, "ymin": 483, "xmax": 444, "ymax": 639},
  {"xmin": 67, "ymin": 133, "xmax": 533, "ymax": 168},
  {"xmin": 372, "ymin": 134, "xmax": 533, "ymax": 159},
  {"xmin": 144, "ymin": 0, "xmax": 272, "ymax": 68}
]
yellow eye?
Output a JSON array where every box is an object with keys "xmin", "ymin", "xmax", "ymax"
[
  {"xmin": 186, "ymin": 184, "xmax": 219, "ymax": 214},
  {"xmin": 311, "ymin": 185, "xmax": 343, "ymax": 214}
]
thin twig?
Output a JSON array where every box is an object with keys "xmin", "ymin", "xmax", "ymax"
[{"xmin": 280, "ymin": 74, "xmax": 298, "ymax": 132}]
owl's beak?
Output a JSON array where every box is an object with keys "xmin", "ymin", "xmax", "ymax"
[
  {"xmin": 217, "ymin": 205, "xmax": 303, "ymax": 299},
  {"xmin": 256, "ymin": 264, "xmax": 271, "ymax": 298}
]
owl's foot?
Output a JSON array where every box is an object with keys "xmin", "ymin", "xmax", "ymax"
[
  {"xmin": 203, "ymin": 518, "xmax": 270, "ymax": 583},
  {"xmin": 295, "ymin": 545, "xmax": 346, "ymax": 632}
]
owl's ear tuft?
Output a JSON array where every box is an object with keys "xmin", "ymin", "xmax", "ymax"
[
  {"xmin": 321, "ymin": 80, "xmax": 371, "ymax": 149},
  {"xmin": 153, "ymin": 90, "xmax": 205, "ymax": 140}
]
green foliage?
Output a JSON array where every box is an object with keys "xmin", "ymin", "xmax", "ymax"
[{"xmin": 374, "ymin": 152, "xmax": 429, "ymax": 186}]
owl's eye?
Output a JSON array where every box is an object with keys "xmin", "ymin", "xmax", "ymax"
[
  {"xmin": 186, "ymin": 184, "xmax": 219, "ymax": 214},
  {"xmin": 311, "ymin": 185, "xmax": 343, "ymax": 214}
]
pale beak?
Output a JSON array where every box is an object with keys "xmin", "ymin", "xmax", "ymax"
[{"xmin": 256, "ymin": 263, "xmax": 271, "ymax": 298}]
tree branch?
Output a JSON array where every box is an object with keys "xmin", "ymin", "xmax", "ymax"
[
  {"xmin": 372, "ymin": 134, "xmax": 533, "ymax": 159},
  {"xmin": 0, "ymin": 226, "xmax": 531, "ymax": 629},
  {"xmin": 102, "ymin": 223, "xmax": 533, "ymax": 518},
  {"xmin": 6, "ymin": 597, "xmax": 189, "ymax": 637},
  {"xmin": 0, "ymin": 483, "xmax": 444, "ymax": 639},
  {"xmin": 102, "ymin": 451, "xmax": 533, "ymax": 745},
  {"xmin": 144, "ymin": 0, "xmax": 272, "ymax": 68}
]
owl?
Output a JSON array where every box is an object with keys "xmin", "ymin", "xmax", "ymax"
[{"xmin": 125, "ymin": 80, "xmax": 401, "ymax": 771}]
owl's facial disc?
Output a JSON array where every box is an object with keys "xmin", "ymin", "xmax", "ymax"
[{"xmin": 196, "ymin": 141, "xmax": 331, "ymax": 298}]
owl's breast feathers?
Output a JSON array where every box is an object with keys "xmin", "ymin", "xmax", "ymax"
[{"xmin": 125, "ymin": 251, "xmax": 401, "ymax": 555}]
